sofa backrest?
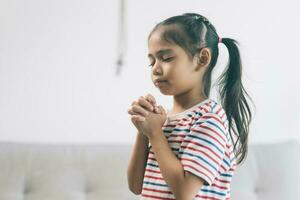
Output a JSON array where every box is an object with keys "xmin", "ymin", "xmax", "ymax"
[
  {"xmin": 0, "ymin": 142, "xmax": 138, "ymax": 200},
  {"xmin": 231, "ymin": 140, "xmax": 300, "ymax": 200}
]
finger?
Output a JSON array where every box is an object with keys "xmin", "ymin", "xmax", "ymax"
[
  {"xmin": 131, "ymin": 100, "xmax": 138, "ymax": 106},
  {"xmin": 145, "ymin": 93, "xmax": 156, "ymax": 106},
  {"xmin": 131, "ymin": 105, "xmax": 149, "ymax": 117},
  {"xmin": 131, "ymin": 115, "xmax": 145, "ymax": 122},
  {"xmin": 127, "ymin": 108, "xmax": 136, "ymax": 115},
  {"xmin": 138, "ymin": 96, "xmax": 154, "ymax": 111},
  {"xmin": 158, "ymin": 105, "xmax": 166, "ymax": 114},
  {"xmin": 128, "ymin": 108, "xmax": 145, "ymax": 116},
  {"xmin": 154, "ymin": 106, "xmax": 163, "ymax": 114}
]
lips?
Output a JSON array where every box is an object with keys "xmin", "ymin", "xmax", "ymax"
[{"xmin": 154, "ymin": 79, "xmax": 168, "ymax": 86}]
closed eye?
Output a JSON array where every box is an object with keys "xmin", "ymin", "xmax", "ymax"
[
  {"xmin": 148, "ymin": 57, "xmax": 174, "ymax": 67},
  {"xmin": 163, "ymin": 57, "xmax": 174, "ymax": 62}
]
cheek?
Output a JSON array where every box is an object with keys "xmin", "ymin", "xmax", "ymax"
[{"xmin": 172, "ymin": 70, "xmax": 195, "ymax": 90}]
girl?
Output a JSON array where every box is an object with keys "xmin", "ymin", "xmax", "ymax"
[{"xmin": 127, "ymin": 13, "xmax": 253, "ymax": 200}]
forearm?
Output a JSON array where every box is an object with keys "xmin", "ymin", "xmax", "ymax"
[
  {"xmin": 148, "ymin": 130, "xmax": 186, "ymax": 199},
  {"xmin": 127, "ymin": 131, "xmax": 149, "ymax": 194}
]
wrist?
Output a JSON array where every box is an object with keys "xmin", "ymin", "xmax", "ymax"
[
  {"xmin": 148, "ymin": 128, "xmax": 164, "ymax": 142},
  {"xmin": 137, "ymin": 131, "xmax": 149, "ymax": 142}
]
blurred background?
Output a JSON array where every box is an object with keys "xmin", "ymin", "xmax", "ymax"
[{"xmin": 0, "ymin": 0, "xmax": 299, "ymax": 145}]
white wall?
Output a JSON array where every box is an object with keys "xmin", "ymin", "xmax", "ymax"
[{"xmin": 0, "ymin": 0, "xmax": 299, "ymax": 144}]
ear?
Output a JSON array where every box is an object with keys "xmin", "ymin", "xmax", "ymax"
[{"xmin": 194, "ymin": 48, "xmax": 211, "ymax": 70}]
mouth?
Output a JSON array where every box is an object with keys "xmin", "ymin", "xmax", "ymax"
[{"xmin": 154, "ymin": 80, "xmax": 168, "ymax": 87}]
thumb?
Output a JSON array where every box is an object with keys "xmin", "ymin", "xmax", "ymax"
[
  {"xmin": 154, "ymin": 106, "xmax": 160, "ymax": 114},
  {"xmin": 157, "ymin": 105, "xmax": 166, "ymax": 115}
]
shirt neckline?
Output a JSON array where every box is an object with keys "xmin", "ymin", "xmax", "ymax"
[{"xmin": 166, "ymin": 98, "xmax": 211, "ymax": 121}]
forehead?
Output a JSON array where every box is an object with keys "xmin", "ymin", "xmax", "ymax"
[{"xmin": 148, "ymin": 28, "xmax": 179, "ymax": 57}]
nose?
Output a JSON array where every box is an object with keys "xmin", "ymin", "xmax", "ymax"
[{"xmin": 152, "ymin": 61, "xmax": 162, "ymax": 75}]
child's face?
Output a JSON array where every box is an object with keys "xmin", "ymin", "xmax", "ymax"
[{"xmin": 147, "ymin": 27, "xmax": 204, "ymax": 96}]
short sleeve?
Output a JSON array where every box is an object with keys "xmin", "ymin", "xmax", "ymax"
[{"xmin": 179, "ymin": 113, "xmax": 227, "ymax": 186}]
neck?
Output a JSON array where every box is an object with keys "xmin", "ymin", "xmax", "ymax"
[{"xmin": 170, "ymin": 89, "xmax": 207, "ymax": 115}]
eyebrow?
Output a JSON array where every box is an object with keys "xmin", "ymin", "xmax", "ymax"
[{"xmin": 147, "ymin": 49, "xmax": 174, "ymax": 58}]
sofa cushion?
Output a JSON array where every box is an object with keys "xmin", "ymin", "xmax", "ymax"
[
  {"xmin": 0, "ymin": 141, "xmax": 299, "ymax": 200},
  {"xmin": 231, "ymin": 140, "xmax": 300, "ymax": 200},
  {"xmin": 0, "ymin": 142, "xmax": 139, "ymax": 200}
]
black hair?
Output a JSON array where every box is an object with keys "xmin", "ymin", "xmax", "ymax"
[{"xmin": 148, "ymin": 13, "xmax": 254, "ymax": 165}]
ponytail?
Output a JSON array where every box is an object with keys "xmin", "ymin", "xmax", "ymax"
[{"xmin": 217, "ymin": 38, "xmax": 254, "ymax": 164}]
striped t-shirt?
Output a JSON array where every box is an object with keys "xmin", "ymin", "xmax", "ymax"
[{"xmin": 141, "ymin": 98, "xmax": 237, "ymax": 200}]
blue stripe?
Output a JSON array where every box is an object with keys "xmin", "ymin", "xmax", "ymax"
[
  {"xmin": 224, "ymin": 158, "xmax": 230, "ymax": 168},
  {"xmin": 171, "ymin": 147, "xmax": 179, "ymax": 151},
  {"xmin": 200, "ymin": 189, "xmax": 226, "ymax": 196},
  {"xmin": 194, "ymin": 111, "xmax": 203, "ymax": 116},
  {"xmin": 173, "ymin": 128, "xmax": 190, "ymax": 132},
  {"xmin": 143, "ymin": 181, "xmax": 168, "ymax": 187},
  {"xmin": 211, "ymin": 101, "xmax": 217, "ymax": 111},
  {"xmin": 180, "ymin": 151, "xmax": 218, "ymax": 172},
  {"xmin": 188, "ymin": 111, "xmax": 203, "ymax": 117},
  {"xmin": 221, "ymin": 173, "xmax": 232, "ymax": 177},
  {"xmin": 163, "ymin": 130, "xmax": 172, "ymax": 133},
  {"xmin": 187, "ymin": 134, "xmax": 224, "ymax": 155},
  {"xmin": 206, "ymin": 120, "xmax": 225, "ymax": 135},
  {"xmin": 147, "ymin": 163, "xmax": 158, "ymax": 168},
  {"xmin": 194, "ymin": 119, "xmax": 225, "ymax": 135}
]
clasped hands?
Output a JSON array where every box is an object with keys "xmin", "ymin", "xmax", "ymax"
[{"xmin": 127, "ymin": 94, "xmax": 167, "ymax": 138}]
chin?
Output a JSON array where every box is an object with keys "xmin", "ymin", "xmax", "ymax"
[{"xmin": 158, "ymin": 89, "xmax": 174, "ymax": 96}]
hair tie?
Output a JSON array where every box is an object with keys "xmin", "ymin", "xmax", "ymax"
[
  {"xmin": 218, "ymin": 37, "xmax": 222, "ymax": 43},
  {"xmin": 194, "ymin": 16, "xmax": 200, "ymax": 21},
  {"xmin": 194, "ymin": 15, "xmax": 209, "ymax": 23}
]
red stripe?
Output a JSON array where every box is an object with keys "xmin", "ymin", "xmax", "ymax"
[
  {"xmin": 195, "ymin": 195, "xmax": 223, "ymax": 200},
  {"xmin": 181, "ymin": 117, "xmax": 195, "ymax": 121},
  {"xmin": 202, "ymin": 107, "xmax": 209, "ymax": 113},
  {"xmin": 182, "ymin": 164, "xmax": 213, "ymax": 184},
  {"xmin": 142, "ymin": 187, "xmax": 173, "ymax": 194},
  {"xmin": 225, "ymin": 151, "xmax": 230, "ymax": 158},
  {"xmin": 211, "ymin": 183, "xmax": 228, "ymax": 190},
  {"xmin": 215, "ymin": 177, "xmax": 230, "ymax": 184},
  {"xmin": 198, "ymin": 123, "xmax": 226, "ymax": 144},
  {"xmin": 145, "ymin": 168, "xmax": 161, "ymax": 174},
  {"xmin": 147, "ymin": 148, "xmax": 232, "ymax": 186},
  {"xmin": 191, "ymin": 127, "xmax": 225, "ymax": 149},
  {"xmin": 181, "ymin": 139, "xmax": 232, "ymax": 173},
  {"xmin": 182, "ymin": 139, "xmax": 222, "ymax": 160},
  {"xmin": 201, "ymin": 115, "xmax": 226, "ymax": 129},
  {"xmin": 176, "ymin": 122, "xmax": 193, "ymax": 126},
  {"xmin": 144, "ymin": 175, "xmax": 164, "ymax": 181},
  {"xmin": 181, "ymin": 145, "xmax": 221, "ymax": 167},
  {"xmin": 221, "ymin": 112, "xmax": 225, "ymax": 118},
  {"xmin": 216, "ymin": 107, "xmax": 222, "ymax": 115},
  {"xmin": 220, "ymin": 165, "xmax": 227, "ymax": 171},
  {"xmin": 141, "ymin": 194, "xmax": 175, "ymax": 200},
  {"xmin": 168, "ymin": 134, "xmax": 185, "ymax": 139},
  {"xmin": 181, "ymin": 157, "xmax": 215, "ymax": 177},
  {"xmin": 167, "ymin": 140, "xmax": 181, "ymax": 144},
  {"xmin": 180, "ymin": 147, "xmax": 233, "ymax": 179},
  {"xmin": 148, "ymin": 151, "xmax": 156, "ymax": 158},
  {"xmin": 163, "ymin": 124, "xmax": 176, "ymax": 128},
  {"xmin": 148, "ymin": 157, "xmax": 156, "ymax": 161}
]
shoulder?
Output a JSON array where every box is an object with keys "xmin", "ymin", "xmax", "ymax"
[
  {"xmin": 193, "ymin": 99, "xmax": 228, "ymax": 126},
  {"xmin": 191, "ymin": 99, "xmax": 229, "ymax": 140}
]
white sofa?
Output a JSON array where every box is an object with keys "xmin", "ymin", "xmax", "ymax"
[{"xmin": 0, "ymin": 140, "xmax": 299, "ymax": 200}]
